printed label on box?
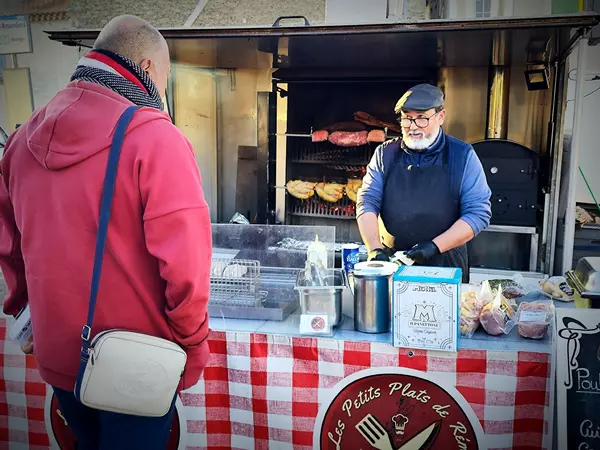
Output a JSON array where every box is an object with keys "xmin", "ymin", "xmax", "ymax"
[
  {"xmin": 397, "ymin": 266, "xmax": 458, "ymax": 280},
  {"xmin": 393, "ymin": 281, "xmax": 458, "ymax": 352}
]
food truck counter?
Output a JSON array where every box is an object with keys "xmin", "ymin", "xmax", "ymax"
[{"xmin": 0, "ymin": 224, "xmax": 562, "ymax": 449}]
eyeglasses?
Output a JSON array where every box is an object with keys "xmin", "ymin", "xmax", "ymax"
[{"xmin": 397, "ymin": 112, "xmax": 439, "ymax": 129}]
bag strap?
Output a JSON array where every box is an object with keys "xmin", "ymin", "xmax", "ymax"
[{"xmin": 76, "ymin": 105, "xmax": 140, "ymax": 386}]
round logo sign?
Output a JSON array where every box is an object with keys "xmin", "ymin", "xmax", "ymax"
[
  {"xmin": 311, "ymin": 316, "xmax": 326, "ymax": 332},
  {"xmin": 314, "ymin": 367, "xmax": 485, "ymax": 450},
  {"xmin": 45, "ymin": 390, "xmax": 186, "ymax": 450}
]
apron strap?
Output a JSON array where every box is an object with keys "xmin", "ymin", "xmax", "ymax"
[{"xmin": 381, "ymin": 138, "xmax": 402, "ymax": 192}]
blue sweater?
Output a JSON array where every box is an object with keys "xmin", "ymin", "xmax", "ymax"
[{"xmin": 356, "ymin": 131, "xmax": 492, "ymax": 235}]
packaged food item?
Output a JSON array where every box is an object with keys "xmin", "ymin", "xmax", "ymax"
[
  {"xmin": 488, "ymin": 279, "xmax": 526, "ymax": 300},
  {"xmin": 539, "ymin": 276, "xmax": 574, "ymax": 301},
  {"xmin": 460, "ymin": 290, "xmax": 481, "ymax": 337},
  {"xmin": 479, "ymin": 287, "xmax": 515, "ymax": 336},
  {"xmin": 479, "ymin": 280, "xmax": 494, "ymax": 306},
  {"xmin": 516, "ymin": 301, "xmax": 554, "ymax": 339}
]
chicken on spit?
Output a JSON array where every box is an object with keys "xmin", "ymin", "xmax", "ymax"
[
  {"xmin": 346, "ymin": 178, "xmax": 362, "ymax": 203},
  {"xmin": 315, "ymin": 182, "xmax": 345, "ymax": 203},
  {"xmin": 286, "ymin": 180, "xmax": 317, "ymax": 200}
]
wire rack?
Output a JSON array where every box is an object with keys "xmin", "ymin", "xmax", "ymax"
[
  {"xmin": 289, "ymin": 196, "xmax": 356, "ymax": 219},
  {"xmin": 581, "ymin": 223, "xmax": 600, "ymax": 230},
  {"xmin": 289, "ymin": 141, "xmax": 374, "ymax": 166},
  {"xmin": 210, "ymin": 258, "xmax": 265, "ymax": 307}
]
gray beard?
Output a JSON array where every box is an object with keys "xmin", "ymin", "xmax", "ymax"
[{"xmin": 403, "ymin": 130, "xmax": 439, "ymax": 151}]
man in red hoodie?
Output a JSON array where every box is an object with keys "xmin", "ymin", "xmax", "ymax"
[{"xmin": 0, "ymin": 15, "xmax": 211, "ymax": 449}]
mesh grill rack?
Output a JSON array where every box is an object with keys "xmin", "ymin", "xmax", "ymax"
[
  {"xmin": 582, "ymin": 223, "xmax": 600, "ymax": 230},
  {"xmin": 289, "ymin": 196, "xmax": 356, "ymax": 219},
  {"xmin": 210, "ymin": 259, "xmax": 264, "ymax": 307},
  {"xmin": 289, "ymin": 141, "xmax": 374, "ymax": 165}
]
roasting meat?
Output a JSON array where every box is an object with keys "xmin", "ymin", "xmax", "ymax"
[
  {"xmin": 315, "ymin": 182, "xmax": 345, "ymax": 203},
  {"xmin": 367, "ymin": 129, "xmax": 386, "ymax": 143},
  {"xmin": 329, "ymin": 130, "xmax": 368, "ymax": 147},
  {"xmin": 286, "ymin": 180, "xmax": 316, "ymax": 200},
  {"xmin": 354, "ymin": 111, "xmax": 402, "ymax": 133},
  {"xmin": 346, "ymin": 179, "xmax": 362, "ymax": 203},
  {"xmin": 312, "ymin": 130, "xmax": 329, "ymax": 142},
  {"xmin": 324, "ymin": 121, "xmax": 367, "ymax": 132}
]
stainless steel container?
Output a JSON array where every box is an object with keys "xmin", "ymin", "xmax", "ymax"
[
  {"xmin": 568, "ymin": 257, "xmax": 600, "ymax": 308},
  {"xmin": 295, "ymin": 269, "xmax": 347, "ymax": 327},
  {"xmin": 353, "ymin": 261, "xmax": 398, "ymax": 333}
]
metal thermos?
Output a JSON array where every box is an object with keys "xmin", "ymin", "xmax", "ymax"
[{"xmin": 352, "ymin": 262, "xmax": 398, "ymax": 333}]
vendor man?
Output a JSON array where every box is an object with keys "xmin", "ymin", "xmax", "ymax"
[{"xmin": 356, "ymin": 84, "xmax": 491, "ymax": 282}]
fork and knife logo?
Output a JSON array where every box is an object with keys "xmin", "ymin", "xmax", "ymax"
[{"xmin": 355, "ymin": 414, "xmax": 440, "ymax": 450}]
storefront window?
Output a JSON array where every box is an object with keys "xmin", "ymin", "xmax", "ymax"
[{"xmin": 475, "ymin": 0, "xmax": 492, "ymax": 17}]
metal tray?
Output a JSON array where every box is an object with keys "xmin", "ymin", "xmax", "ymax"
[
  {"xmin": 208, "ymin": 267, "xmax": 300, "ymax": 321},
  {"xmin": 294, "ymin": 269, "xmax": 347, "ymax": 327},
  {"xmin": 573, "ymin": 257, "xmax": 600, "ymax": 293}
]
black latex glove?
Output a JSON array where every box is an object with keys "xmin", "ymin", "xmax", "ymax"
[
  {"xmin": 405, "ymin": 241, "xmax": 440, "ymax": 265},
  {"xmin": 367, "ymin": 248, "xmax": 390, "ymax": 262}
]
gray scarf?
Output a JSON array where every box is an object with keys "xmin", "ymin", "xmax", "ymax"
[{"xmin": 71, "ymin": 49, "xmax": 163, "ymax": 110}]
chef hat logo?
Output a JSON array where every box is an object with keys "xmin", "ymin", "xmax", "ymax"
[{"xmin": 392, "ymin": 413, "xmax": 409, "ymax": 435}]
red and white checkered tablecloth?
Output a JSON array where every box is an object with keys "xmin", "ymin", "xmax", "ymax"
[{"xmin": 0, "ymin": 321, "xmax": 553, "ymax": 450}]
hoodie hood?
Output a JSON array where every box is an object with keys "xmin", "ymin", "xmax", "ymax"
[{"xmin": 24, "ymin": 80, "xmax": 170, "ymax": 170}]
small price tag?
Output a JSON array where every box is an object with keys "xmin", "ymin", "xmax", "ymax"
[
  {"xmin": 299, "ymin": 314, "xmax": 331, "ymax": 335},
  {"xmin": 520, "ymin": 311, "xmax": 548, "ymax": 323}
]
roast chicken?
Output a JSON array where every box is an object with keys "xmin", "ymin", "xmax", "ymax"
[
  {"xmin": 286, "ymin": 180, "xmax": 317, "ymax": 200},
  {"xmin": 315, "ymin": 182, "xmax": 345, "ymax": 203},
  {"xmin": 346, "ymin": 179, "xmax": 362, "ymax": 203}
]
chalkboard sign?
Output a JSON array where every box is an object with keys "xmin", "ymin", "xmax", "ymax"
[{"xmin": 557, "ymin": 309, "xmax": 600, "ymax": 450}]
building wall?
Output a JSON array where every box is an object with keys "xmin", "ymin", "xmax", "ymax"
[
  {"xmin": 0, "ymin": 20, "xmax": 80, "ymax": 135},
  {"xmin": 445, "ymin": 0, "xmax": 552, "ymax": 18},
  {"xmin": 69, "ymin": 0, "xmax": 198, "ymax": 28},
  {"xmin": 66, "ymin": 0, "xmax": 325, "ymax": 28},
  {"xmin": 0, "ymin": 68, "xmax": 8, "ymax": 134},
  {"xmin": 193, "ymin": 0, "xmax": 325, "ymax": 27},
  {"xmin": 14, "ymin": 20, "xmax": 82, "ymax": 111},
  {"xmin": 325, "ymin": 0, "xmax": 401, "ymax": 24},
  {"xmin": 512, "ymin": 0, "xmax": 552, "ymax": 16}
]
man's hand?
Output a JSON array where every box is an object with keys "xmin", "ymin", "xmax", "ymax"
[
  {"xmin": 406, "ymin": 241, "xmax": 440, "ymax": 265},
  {"xmin": 21, "ymin": 336, "xmax": 33, "ymax": 355},
  {"xmin": 368, "ymin": 248, "xmax": 390, "ymax": 262}
]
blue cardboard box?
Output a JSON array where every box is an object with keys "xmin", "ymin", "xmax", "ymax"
[{"xmin": 392, "ymin": 266, "xmax": 462, "ymax": 352}]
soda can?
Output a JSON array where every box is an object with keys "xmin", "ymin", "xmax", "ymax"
[{"xmin": 341, "ymin": 244, "xmax": 360, "ymax": 277}]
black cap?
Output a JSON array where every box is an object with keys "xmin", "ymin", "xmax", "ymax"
[{"xmin": 394, "ymin": 84, "xmax": 444, "ymax": 114}]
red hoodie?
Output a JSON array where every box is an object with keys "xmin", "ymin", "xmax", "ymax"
[{"xmin": 0, "ymin": 81, "xmax": 212, "ymax": 392}]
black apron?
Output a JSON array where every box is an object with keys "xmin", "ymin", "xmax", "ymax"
[{"xmin": 379, "ymin": 137, "xmax": 469, "ymax": 283}]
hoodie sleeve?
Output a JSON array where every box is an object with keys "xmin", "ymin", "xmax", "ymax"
[
  {"xmin": 0, "ymin": 148, "xmax": 28, "ymax": 316},
  {"xmin": 137, "ymin": 119, "xmax": 212, "ymax": 350}
]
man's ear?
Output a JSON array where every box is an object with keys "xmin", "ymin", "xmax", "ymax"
[
  {"xmin": 139, "ymin": 59, "xmax": 152, "ymax": 72},
  {"xmin": 438, "ymin": 109, "xmax": 446, "ymax": 125}
]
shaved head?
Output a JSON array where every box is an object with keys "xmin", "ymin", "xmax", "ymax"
[{"xmin": 94, "ymin": 15, "xmax": 170, "ymax": 98}]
